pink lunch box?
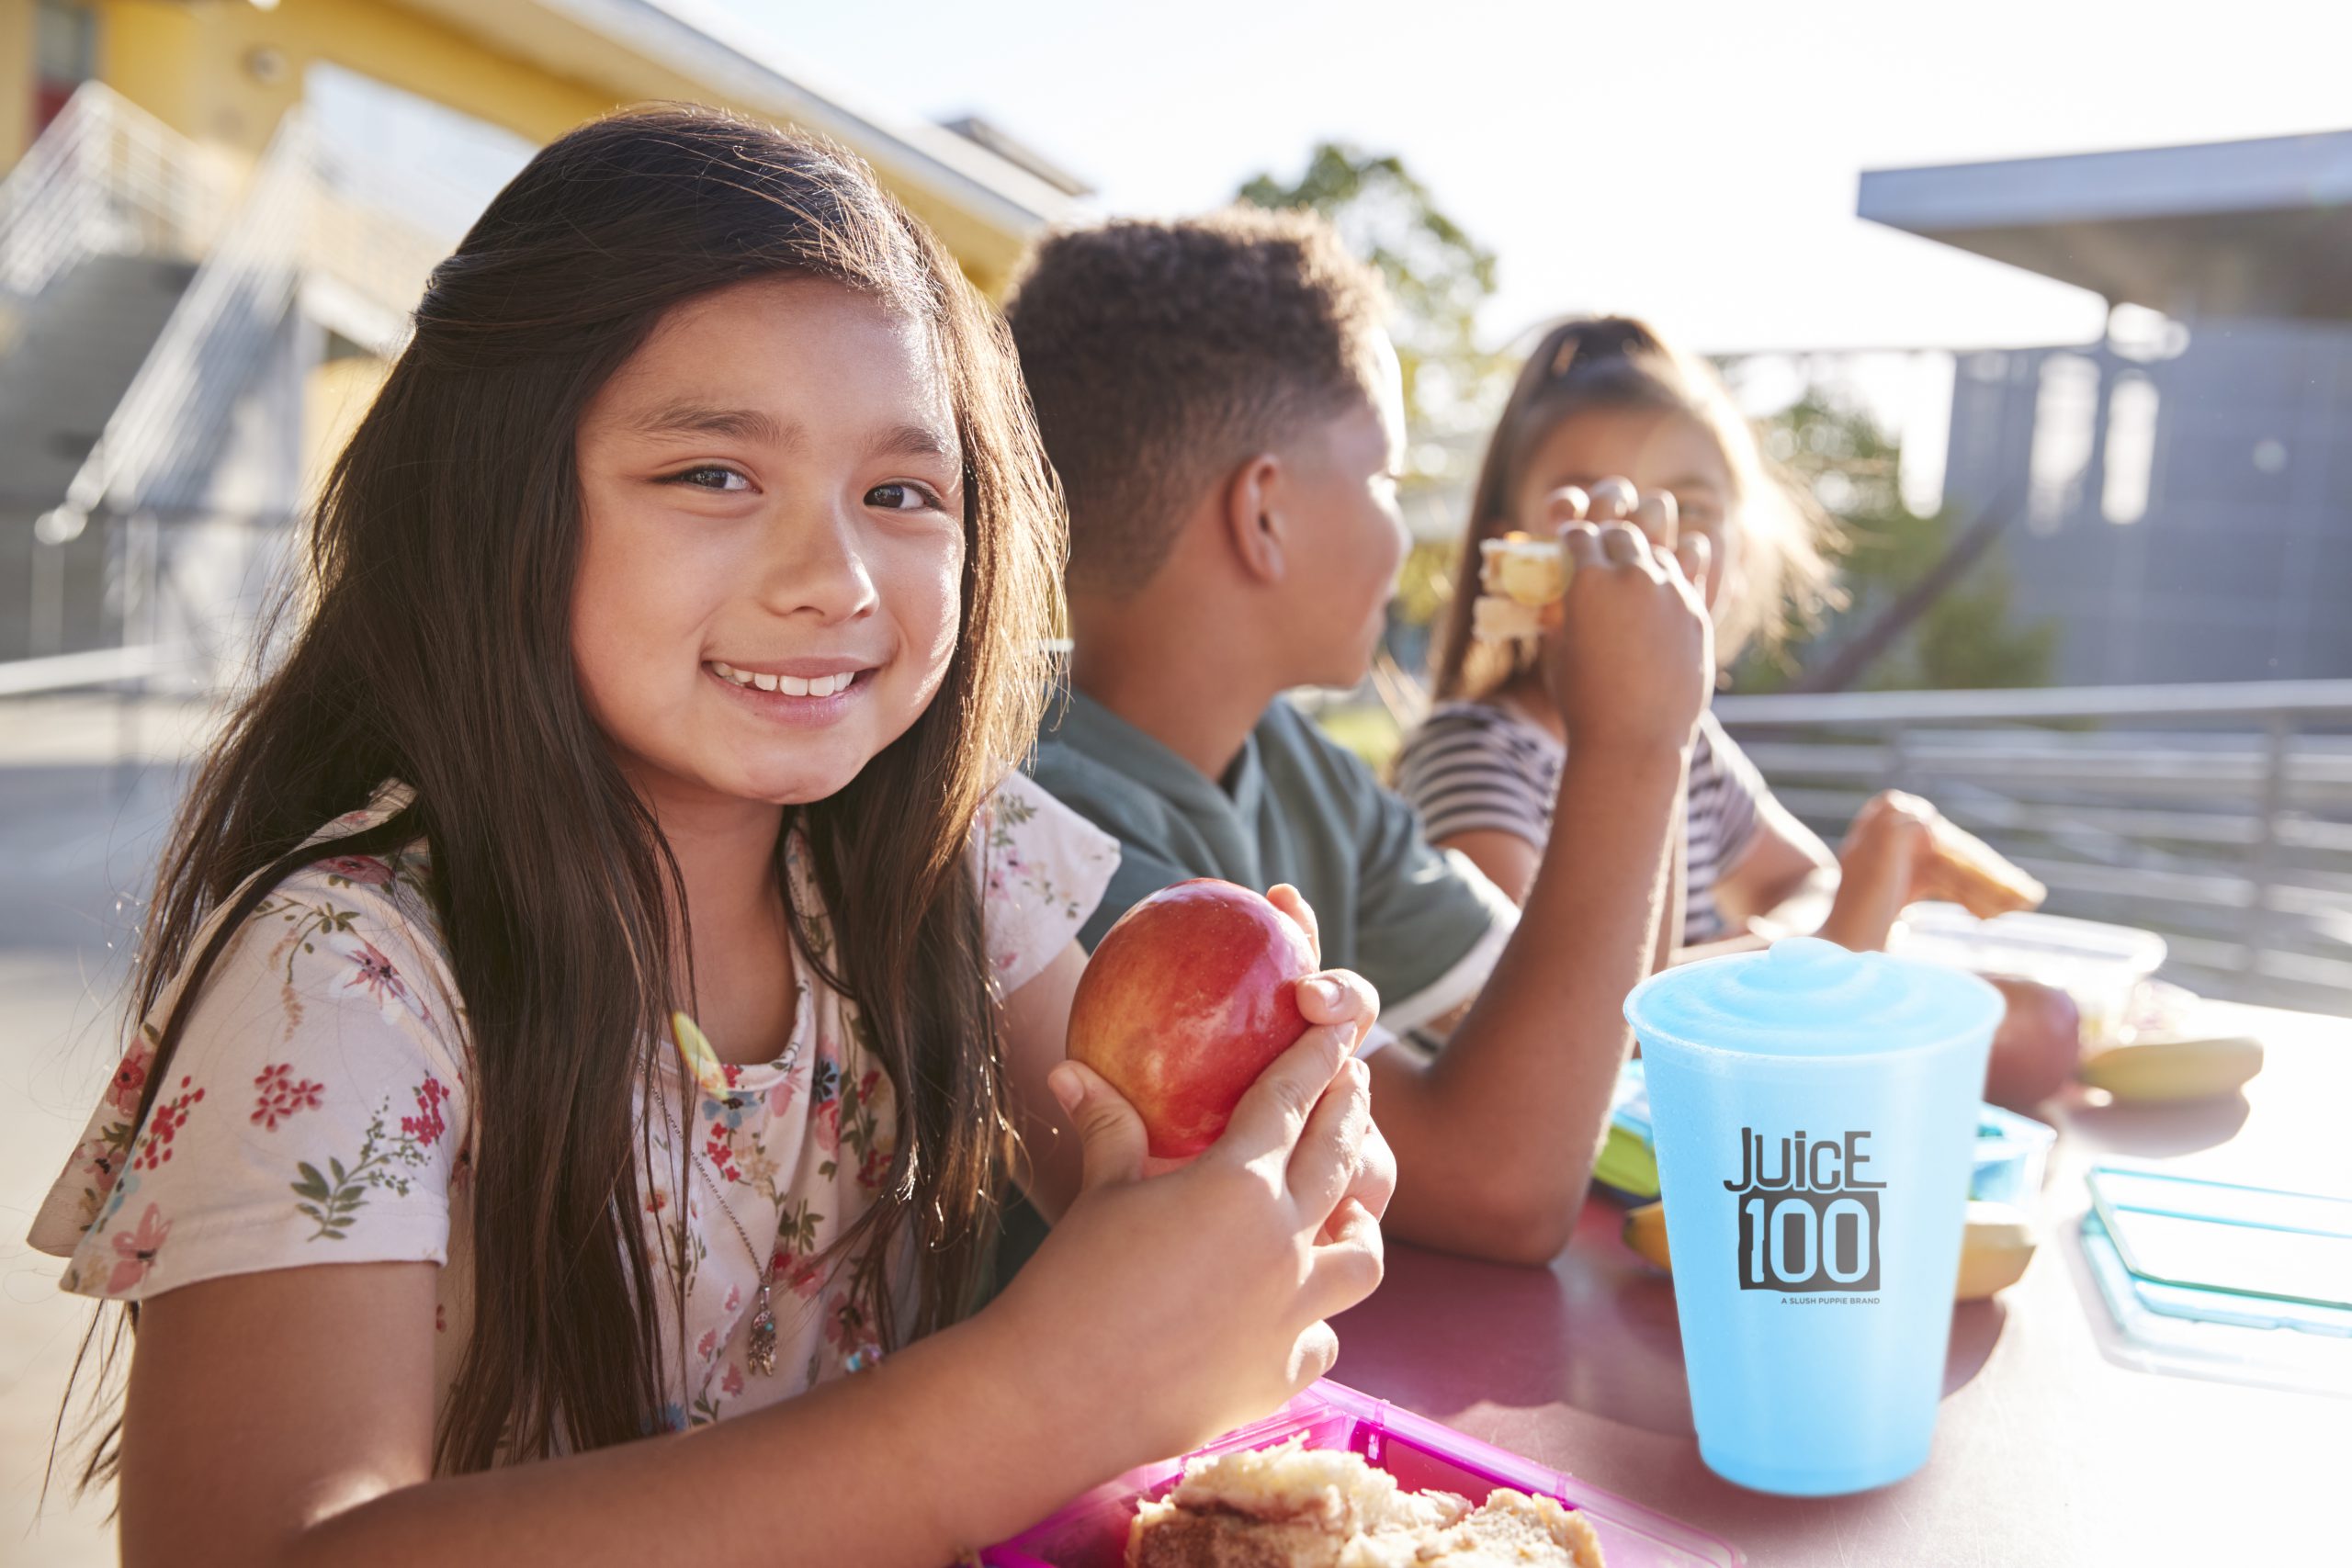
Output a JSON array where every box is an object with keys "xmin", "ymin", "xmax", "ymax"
[{"xmin": 979, "ymin": 1379, "xmax": 1741, "ymax": 1566}]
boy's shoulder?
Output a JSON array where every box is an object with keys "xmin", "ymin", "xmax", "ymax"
[
  {"xmin": 1252, "ymin": 696, "xmax": 1399, "ymax": 827},
  {"xmin": 1027, "ymin": 710, "xmax": 1200, "ymax": 852}
]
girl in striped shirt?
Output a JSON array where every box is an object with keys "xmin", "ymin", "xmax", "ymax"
[{"xmin": 1400, "ymin": 316, "xmax": 1978, "ymax": 959}]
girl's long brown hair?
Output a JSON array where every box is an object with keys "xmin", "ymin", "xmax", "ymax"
[
  {"xmin": 1429, "ymin": 315, "xmax": 1841, "ymax": 703},
  {"xmin": 64, "ymin": 105, "xmax": 1062, "ymax": 1479}
]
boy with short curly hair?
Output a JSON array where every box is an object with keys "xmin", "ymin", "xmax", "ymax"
[{"xmin": 1010, "ymin": 208, "xmax": 1713, "ymax": 1263}]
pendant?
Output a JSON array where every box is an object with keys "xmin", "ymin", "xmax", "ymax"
[{"xmin": 747, "ymin": 1283, "xmax": 778, "ymax": 1377}]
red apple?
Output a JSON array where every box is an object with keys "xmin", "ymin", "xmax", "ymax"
[
  {"xmin": 1983, "ymin": 976, "xmax": 2083, "ymax": 1108},
  {"xmin": 1067, "ymin": 879, "xmax": 1317, "ymax": 1160}
]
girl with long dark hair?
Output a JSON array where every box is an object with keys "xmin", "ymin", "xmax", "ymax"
[{"xmin": 34, "ymin": 106, "xmax": 1388, "ymax": 1565}]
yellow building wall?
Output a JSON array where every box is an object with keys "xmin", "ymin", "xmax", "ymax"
[
  {"xmin": 79, "ymin": 0, "xmax": 1023, "ymax": 291},
  {"xmin": 94, "ymin": 0, "xmax": 614, "ymax": 166},
  {"xmin": 302, "ymin": 348, "xmax": 390, "ymax": 496},
  {"xmin": 0, "ymin": 0, "xmax": 32, "ymax": 172},
  {"xmin": 14, "ymin": 0, "xmax": 1038, "ymax": 501}
]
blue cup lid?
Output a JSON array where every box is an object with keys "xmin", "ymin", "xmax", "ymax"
[{"xmin": 1624, "ymin": 936, "xmax": 2004, "ymax": 1060}]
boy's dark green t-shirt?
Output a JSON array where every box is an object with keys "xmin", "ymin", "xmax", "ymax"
[{"xmin": 1024, "ymin": 688, "xmax": 1516, "ymax": 1031}]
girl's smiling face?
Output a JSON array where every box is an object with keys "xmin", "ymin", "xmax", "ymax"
[{"xmin": 571, "ymin": 276, "xmax": 965, "ymax": 810}]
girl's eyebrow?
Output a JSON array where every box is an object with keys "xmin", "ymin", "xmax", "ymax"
[
  {"xmin": 871, "ymin": 423, "xmax": 959, "ymax": 465},
  {"xmin": 622, "ymin": 405, "xmax": 955, "ymax": 468},
  {"xmin": 628, "ymin": 401, "xmax": 794, "ymax": 447}
]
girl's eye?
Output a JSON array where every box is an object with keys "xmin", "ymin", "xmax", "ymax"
[
  {"xmin": 865, "ymin": 480, "xmax": 944, "ymax": 513},
  {"xmin": 662, "ymin": 465, "xmax": 752, "ymax": 492}
]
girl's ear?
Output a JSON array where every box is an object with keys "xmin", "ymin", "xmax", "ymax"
[{"xmin": 1222, "ymin": 452, "xmax": 1286, "ymax": 586}]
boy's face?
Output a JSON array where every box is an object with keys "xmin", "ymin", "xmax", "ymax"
[
  {"xmin": 570, "ymin": 276, "xmax": 966, "ymax": 813},
  {"xmin": 1273, "ymin": 332, "xmax": 1410, "ymax": 689}
]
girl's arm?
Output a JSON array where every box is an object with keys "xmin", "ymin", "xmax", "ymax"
[
  {"xmin": 1439, "ymin": 825, "xmax": 1680, "ymax": 975},
  {"xmin": 1000, "ymin": 938, "xmax": 1090, "ymax": 1218},
  {"xmin": 1433, "ymin": 829, "xmax": 1539, "ymax": 908},
  {"xmin": 1708, "ymin": 789, "xmax": 1838, "ymax": 935},
  {"xmin": 1711, "ymin": 790, "xmax": 1946, "ymax": 953},
  {"xmin": 123, "ymin": 1021, "xmax": 1385, "ymax": 1568}
]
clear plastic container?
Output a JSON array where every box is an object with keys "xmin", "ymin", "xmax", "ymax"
[
  {"xmin": 981, "ymin": 1379, "xmax": 1741, "ymax": 1566},
  {"xmin": 1971, "ymin": 1102, "xmax": 2056, "ymax": 1208},
  {"xmin": 1888, "ymin": 902, "xmax": 2166, "ymax": 1047}
]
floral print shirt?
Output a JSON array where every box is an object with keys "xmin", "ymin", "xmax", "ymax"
[{"xmin": 29, "ymin": 772, "xmax": 1118, "ymax": 1433}]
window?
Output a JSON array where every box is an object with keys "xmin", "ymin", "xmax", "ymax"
[
  {"xmin": 2100, "ymin": 373, "xmax": 2158, "ymax": 525},
  {"xmin": 2028, "ymin": 353, "xmax": 2099, "ymax": 533}
]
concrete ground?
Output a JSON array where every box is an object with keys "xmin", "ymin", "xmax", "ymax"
[{"xmin": 1, "ymin": 694, "xmax": 214, "ymax": 1567}]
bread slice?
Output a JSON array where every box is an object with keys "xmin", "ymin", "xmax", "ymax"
[
  {"xmin": 1477, "ymin": 533, "xmax": 1569, "ymax": 607},
  {"xmin": 1470, "ymin": 593, "xmax": 1554, "ymax": 646},
  {"xmin": 1391, "ymin": 1488, "xmax": 1606, "ymax": 1568},
  {"xmin": 1922, "ymin": 815, "xmax": 2046, "ymax": 919},
  {"xmin": 1126, "ymin": 1438, "xmax": 1602, "ymax": 1568}
]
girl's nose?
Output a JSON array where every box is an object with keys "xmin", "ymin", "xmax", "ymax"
[{"xmin": 755, "ymin": 505, "xmax": 879, "ymax": 624}]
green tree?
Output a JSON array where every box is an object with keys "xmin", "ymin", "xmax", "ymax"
[
  {"xmin": 1729, "ymin": 385, "xmax": 2055, "ymax": 694},
  {"xmin": 1238, "ymin": 142, "xmax": 1507, "ymax": 481}
]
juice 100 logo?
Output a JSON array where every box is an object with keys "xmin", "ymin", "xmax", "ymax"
[{"xmin": 1725, "ymin": 1128, "xmax": 1884, "ymax": 1292}]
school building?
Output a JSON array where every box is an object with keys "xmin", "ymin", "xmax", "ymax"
[
  {"xmin": 1860, "ymin": 129, "xmax": 2352, "ymax": 685},
  {"xmin": 0, "ymin": 0, "xmax": 1089, "ymax": 676}
]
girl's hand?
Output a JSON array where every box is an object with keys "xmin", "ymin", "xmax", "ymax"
[
  {"xmin": 1816, "ymin": 790, "xmax": 1942, "ymax": 952},
  {"xmin": 1266, "ymin": 884, "xmax": 1396, "ymax": 1233},
  {"xmin": 1537, "ymin": 479, "xmax": 1713, "ymax": 755},
  {"xmin": 986, "ymin": 1008, "xmax": 1385, "ymax": 1466}
]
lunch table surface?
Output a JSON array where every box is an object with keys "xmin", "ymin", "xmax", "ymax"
[{"xmin": 1329, "ymin": 1001, "xmax": 2349, "ymax": 1567}]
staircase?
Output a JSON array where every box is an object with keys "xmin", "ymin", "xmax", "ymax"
[
  {"xmin": 0, "ymin": 85, "xmax": 216, "ymax": 662},
  {"xmin": 0, "ymin": 82, "xmax": 450, "ymax": 676}
]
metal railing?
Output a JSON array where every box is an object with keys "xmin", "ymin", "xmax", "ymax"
[
  {"xmin": 6, "ymin": 90, "xmax": 454, "ymax": 692},
  {"xmin": 0, "ymin": 82, "xmax": 217, "ymax": 310},
  {"xmin": 1714, "ymin": 681, "xmax": 2352, "ymax": 1015},
  {"xmin": 35, "ymin": 101, "xmax": 454, "ymax": 524},
  {"xmin": 47, "ymin": 109, "xmax": 315, "ymax": 526}
]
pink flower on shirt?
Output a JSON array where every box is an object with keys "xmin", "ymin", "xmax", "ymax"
[
  {"xmin": 773, "ymin": 1248, "xmax": 826, "ymax": 1301},
  {"xmin": 317, "ymin": 854, "xmax": 393, "ymax": 886},
  {"xmin": 401, "ymin": 1077, "xmax": 448, "ymax": 1145},
  {"xmin": 251, "ymin": 1063, "xmax": 325, "ymax": 1130},
  {"xmin": 329, "ymin": 934, "xmax": 430, "ymax": 1024},
  {"xmin": 106, "ymin": 1036, "xmax": 154, "ymax": 1118},
  {"xmin": 107, "ymin": 1204, "xmax": 170, "ymax": 1292},
  {"xmin": 132, "ymin": 1077, "xmax": 206, "ymax": 1171}
]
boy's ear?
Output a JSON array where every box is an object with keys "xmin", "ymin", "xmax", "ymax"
[{"xmin": 1222, "ymin": 452, "xmax": 1287, "ymax": 586}]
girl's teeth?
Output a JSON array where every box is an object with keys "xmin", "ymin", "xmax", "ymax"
[{"xmin": 712, "ymin": 664, "xmax": 861, "ymax": 696}]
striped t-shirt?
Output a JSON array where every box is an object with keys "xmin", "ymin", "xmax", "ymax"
[{"xmin": 1393, "ymin": 704, "xmax": 1770, "ymax": 946}]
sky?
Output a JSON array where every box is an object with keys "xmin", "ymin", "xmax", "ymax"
[{"xmin": 713, "ymin": 0, "xmax": 2352, "ymax": 361}]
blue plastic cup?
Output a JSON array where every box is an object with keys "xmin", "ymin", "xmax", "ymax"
[{"xmin": 1623, "ymin": 937, "xmax": 2003, "ymax": 1495}]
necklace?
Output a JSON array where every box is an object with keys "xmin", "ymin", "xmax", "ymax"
[
  {"xmin": 654, "ymin": 1011, "xmax": 795, "ymax": 1381},
  {"xmin": 693, "ymin": 1149, "xmax": 782, "ymax": 1376}
]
